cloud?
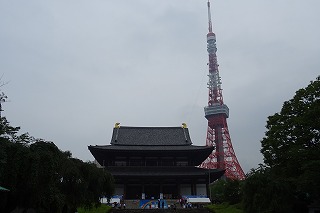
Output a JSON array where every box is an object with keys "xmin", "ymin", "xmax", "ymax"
[{"xmin": 1, "ymin": 0, "xmax": 319, "ymax": 173}]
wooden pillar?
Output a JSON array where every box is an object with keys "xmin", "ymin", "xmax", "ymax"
[
  {"xmin": 124, "ymin": 183, "xmax": 127, "ymax": 199},
  {"xmin": 191, "ymin": 182, "xmax": 194, "ymax": 195},
  {"xmin": 160, "ymin": 183, "xmax": 163, "ymax": 199},
  {"xmin": 160, "ymin": 183, "xmax": 163, "ymax": 193},
  {"xmin": 191, "ymin": 180, "xmax": 197, "ymax": 195},
  {"xmin": 141, "ymin": 183, "xmax": 145, "ymax": 199}
]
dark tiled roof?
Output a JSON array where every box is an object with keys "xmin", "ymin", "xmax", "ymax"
[
  {"xmin": 90, "ymin": 145, "xmax": 211, "ymax": 151},
  {"xmin": 89, "ymin": 125, "xmax": 215, "ymax": 167},
  {"xmin": 110, "ymin": 126, "xmax": 192, "ymax": 146},
  {"xmin": 88, "ymin": 145, "xmax": 214, "ymax": 166},
  {"xmin": 108, "ymin": 166, "xmax": 225, "ymax": 179}
]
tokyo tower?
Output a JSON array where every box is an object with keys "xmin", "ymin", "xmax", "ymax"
[{"xmin": 200, "ymin": 0, "xmax": 245, "ymax": 180}]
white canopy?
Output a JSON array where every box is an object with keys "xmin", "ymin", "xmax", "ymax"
[{"xmin": 187, "ymin": 197, "xmax": 211, "ymax": 203}]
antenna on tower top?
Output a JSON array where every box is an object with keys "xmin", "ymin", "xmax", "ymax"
[{"xmin": 207, "ymin": 0, "xmax": 213, "ymax": 33}]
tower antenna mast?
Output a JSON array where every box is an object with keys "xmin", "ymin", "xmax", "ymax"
[
  {"xmin": 207, "ymin": 0, "xmax": 212, "ymax": 33},
  {"xmin": 200, "ymin": 0, "xmax": 245, "ymax": 180}
]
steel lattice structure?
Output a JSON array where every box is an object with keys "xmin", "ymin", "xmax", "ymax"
[{"xmin": 200, "ymin": 0, "xmax": 245, "ymax": 180}]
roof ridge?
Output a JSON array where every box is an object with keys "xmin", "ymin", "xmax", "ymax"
[{"xmin": 116, "ymin": 126, "xmax": 186, "ymax": 129}]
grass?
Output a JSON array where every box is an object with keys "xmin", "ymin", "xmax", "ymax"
[
  {"xmin": 77, "ymin": 203, "xmax": 243, "ymax": 213},
  {"xmin": 77, "ymin": 204, "xmax": 111, "ymax": 213},
  {"xmin": 206, "ymin": 203, "xmax": 244, "ymax": 213}
]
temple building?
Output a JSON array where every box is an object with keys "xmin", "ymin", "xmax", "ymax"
[{"xmin": 88, "ymin": 123, "xmax": 224, "ymax": 199}]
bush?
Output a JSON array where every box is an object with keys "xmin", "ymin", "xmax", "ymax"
[{"xmin": 207, "ymin": 203, "xmax": 243, "ymax": 213}]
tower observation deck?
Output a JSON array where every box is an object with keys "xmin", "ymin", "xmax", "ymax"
[{"xmin": 200, "ymin": 0, "xmax": 245, "ymax": 180}]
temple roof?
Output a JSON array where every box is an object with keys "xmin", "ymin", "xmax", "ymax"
[
  {"xmin": 88, "ymin": 145, "xmax": 214, "ymax": 166},
  {"xmin": 88, "ymin": 125, "xmax": 215, "ymax": 167},
  {"xmin": 110, "ymin": 126, "xmax": 192, "ymax": 146},
  {"xmin": 108, "ymin": 166, "xmax": 225, "ymax": 182},
  {"xmin": 90, "ymin": 145, "xmax": 211, "ymax": 151},
  {"xmin": 109, "ymin": 166, "xmax": 223, "ymax": 176}
]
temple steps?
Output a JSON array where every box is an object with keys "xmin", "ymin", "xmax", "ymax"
[{"xmin": 109, "ymin": 209, "xmax": 211, "ymax": 213}]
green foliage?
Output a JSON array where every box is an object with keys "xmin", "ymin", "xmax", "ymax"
[
  {"xmin": 207, "ymin": 203, "xmax": 243, "ymax": 213},
  {"xmin": 0, "ymin": 115, "xmax": 114, "ymax": 212},
  {"xmin": 210, "ymin": 180, "xmax": 225, "ymax": 203},
  {"xmin": 242, "ymin": 76, "xmax": 320, "ymax": 213},
  {"xmin": 242, "ymin": 165, "xmax": 293, "ymax": 213},
  {"xmin": 261, "ymin": 76, "xmax": 320, "ymax": 171},
  {"xmin": 0, "ymin": 117, "xmax": 20, "ymax": 140},
  {"xmin": 211, "ymin": 179, "xmax": 242, "ymax": 204},
  {"xmin": 77, "ymin": 205, "xmax": 111, "ymax": 213}
]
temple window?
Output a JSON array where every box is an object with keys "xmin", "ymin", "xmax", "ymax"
[
  {"xmin": 114, "ymin": 161, "xmax": 127, "ymax": 166},
  {"xmin": 176, "ymin": 161, "xmax": 188, "ymax": 166}
]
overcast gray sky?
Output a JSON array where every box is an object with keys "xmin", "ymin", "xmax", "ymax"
[{"xmin": 1, "ymin": 0, "xmax": 319, "ymax": 173}]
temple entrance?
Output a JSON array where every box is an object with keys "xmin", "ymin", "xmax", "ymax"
[
  {"xmin": 126, "ymin": 184, "xmax": 142, "ymax": 199},
  {"xmin": 125, "ymin": 183, "xmax": 179, "ymax": 199},
  {"xmin": 144, "ymin": 184, "xmax": 160, "ymax": 199},
  {"xmin": 163, "ymin": 184, "xmax": 178, "ymax": 199}
]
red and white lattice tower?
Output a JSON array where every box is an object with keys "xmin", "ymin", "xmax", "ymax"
[{"xmin": 200, "ymin": 0, "xmax": 245, "ymax": 180}]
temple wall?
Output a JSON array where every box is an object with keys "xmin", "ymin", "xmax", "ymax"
[
  {"xmin": 196, "ymin": 184, "xmax": 207, "ymax": 196},
  {"xmin": 180, "ymin": 184, "xmax": 191, "ymax": 195},
  {"xmin": 115, "ymin": 184, "xmax": 124, "ymax": 196}
]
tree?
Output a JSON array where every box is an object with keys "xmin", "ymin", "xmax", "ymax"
[
  {"xmin": 242, "ymin": 165, "xmax": 293, "ymax": 213},
  {"xmin": 0, "ymin": 113, "xmax": 114, "ymax": 212},
  {"xmin": 211, "ymin": 179, "xmax": 242, "ymax": 205},
  {"xmin": 253, "ymin": 76, "xmax": 320, "ymax": 212},
  {"xmin": 261, "ymin": 76, "xmax": 320, "ymax": 166}
]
